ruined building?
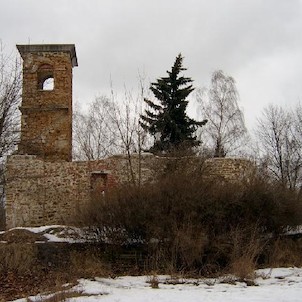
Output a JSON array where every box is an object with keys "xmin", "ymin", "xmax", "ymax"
[{"xmin": 4, "ymin": 44, "xmax": 252, "ymax": 229}]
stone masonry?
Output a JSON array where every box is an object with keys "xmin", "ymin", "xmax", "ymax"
[
  {"xmin": 202, "ymin": 157, "xmax": 254, "ymax": 182},
  {"xmin": 5, "ymin": 153, "xmax": 165, "ymax": 228},
  {"xmin": 5, "ymin": 153, "xmax": 252, "ymax": 229},
  {"xmin": 17, "ymin": 44, "xmax": 77, "ymax": 162},
  {"xmin": 4, "ymin": 44, "xmax": 253, "ymax": 229}
]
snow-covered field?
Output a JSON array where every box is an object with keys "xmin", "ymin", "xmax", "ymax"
[{"xmin": 13, "ymin": 267, "xmax": 302, "ymax": 302}]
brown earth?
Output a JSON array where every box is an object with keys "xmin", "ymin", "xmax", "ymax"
[
  {"xmin": 0, "ymin": 271, "xmax": 77, "ymax": 301},
  {"xmin": 0, "ymin": 229, "xmax": 45, "ymax": 243}
]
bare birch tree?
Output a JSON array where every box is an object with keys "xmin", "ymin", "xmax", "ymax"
[{"xmin": 196, "ymin": 70, "xmax": 247, "ymax": 157}]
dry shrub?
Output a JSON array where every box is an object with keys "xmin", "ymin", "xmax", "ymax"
[
  {"xmin": 147, "ymin": 273, "xmax": 159, "ymax": 289},
  {"xmin": 230, "ymin": 257, "xmax": 256, "ymax": 281},
  {"xmin": 171, "ymin": 226, "xmax": 208, "ymax": 272},
  {"xmin": 227, "ymin": 227, "xmax": 263, "ymax": 281},
  {"xmin": 69, "ymin": 250, "xmax": 110, "ymax": 278},
  {"xmin": 76, "ymin": 160, "xmax": 302, "ymax": 275},
  {"xmin": 267, "ymin": 238, "xmax": 302, "ymax": 267},
  {"xmin": 0, "ymin": 243, "xmax": 38, "ymax": 275},
  {"xmin": 27, "ymin": 290, "xmax": 85, "ymax": 302}
]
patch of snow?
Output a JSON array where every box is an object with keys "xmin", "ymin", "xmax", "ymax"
[
  {"xmin": 43, "ymin": 233, "xmax": 85, "ymax": 243},
  {"xmin": 12, "ymin": 268, "xmax": 302, "ymax": 302},
  {"xmin": 285, "ymin": 225, "xmax": 302, "ymax": 235},
  {"xmin": 12, "ymin": 225, "xmax": 66, "ymax": 233}
]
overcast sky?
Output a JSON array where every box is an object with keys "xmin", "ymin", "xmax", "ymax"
[{"xmin": 1, "ymin": 0, "xmax": 302, "ymax": 130}]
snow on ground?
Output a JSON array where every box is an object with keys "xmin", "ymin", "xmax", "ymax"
[
  {"xmin": 13, "ymin": 267, "xmax": 302, "ymax": 302},
  {"xmin": 0, "ymin": 225, "xmax": 99, "ymax": 243},
  {"xmin": 1, "ymin": 224, "xmax": 301, "ymax": 244}
]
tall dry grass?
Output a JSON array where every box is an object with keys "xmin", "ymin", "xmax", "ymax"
[{"xmin": 0, "ymin": 243, "xmax": 38, "ymax": 275}]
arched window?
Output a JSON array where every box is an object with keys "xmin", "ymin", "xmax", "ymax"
[
  {"xmin": 42, "ymin": 77, "xmax": 54, "ymax": 90},
  {"xmin": 37, "ymin": 64, "xmax": 55, "ymax": 90}
]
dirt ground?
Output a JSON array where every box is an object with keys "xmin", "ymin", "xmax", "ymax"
[{"xmin": 0, "ymin": 271, "xmax": 77, "ymax": 301}]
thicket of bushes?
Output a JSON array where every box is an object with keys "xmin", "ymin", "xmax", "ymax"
[
  {"xmin": 2, "ymin": 161, "xmax": 302, "ymax": 300},
  {"xmin": 79, "ymin": 160, "xmax": 302, "ymax": 276}
]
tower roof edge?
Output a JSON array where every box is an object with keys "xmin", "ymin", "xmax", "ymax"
[{"xmin": 16, "ymin": 44, "xmax": 78, "ymax": 67}]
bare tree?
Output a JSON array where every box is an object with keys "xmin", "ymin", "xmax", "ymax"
[
  {"xmin": 0, "ymin": 45, "xmax": 22, "ymax": 160},
  {"xmin": 196, "ymin": 70, "xmax": 247, "ymax": 157},
  {"xmin": 256, "ymin": 104, "xmax": 302, "ymax": 189},
  {"xmin": 0, "ymin": 44, "xmax": 22, "ymax": 229},
  {"xmin": 73, "ymin": 78, "xmax": 151, "ymax": 186},
  {"xmin": 292, "ymin": 103, "xmax": 302, "ymax": 151},
  {"xmin": 73, "ymin": 96, "xmax": 118, "ymax": 160}
]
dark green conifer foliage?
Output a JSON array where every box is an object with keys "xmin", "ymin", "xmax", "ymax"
[{"xmin": 140, "ymin": 54, "xmax": 207, "ymax": 153}]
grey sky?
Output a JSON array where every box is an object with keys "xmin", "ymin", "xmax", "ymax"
[{"xmin": 1, "ymin": 0, "xmax": 302, "ymax": 129}]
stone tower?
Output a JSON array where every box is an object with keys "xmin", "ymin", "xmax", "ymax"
[{"xmin": 17, "ymin": 44, "xmax": 78, "ymax": 161}]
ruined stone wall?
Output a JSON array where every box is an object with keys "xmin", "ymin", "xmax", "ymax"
[
  {"xmin": 5, "ymin": 155, "xmax": 253, "ymax": 229},
  {"xmin": 203, "ymin": 157, "xmax": 254, "ymax": 182},
  {"xmin": 4, "ymin": 153, "xmax": 165, "ymax": 229},
  {"xmin": 6, "ymin": 155, "xmax": 89, "ymax": 228}
]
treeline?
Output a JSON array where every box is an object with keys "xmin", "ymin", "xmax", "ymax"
[{"xmin": 74, "ymin": 54, "xmax": 302, "ymax": 190}]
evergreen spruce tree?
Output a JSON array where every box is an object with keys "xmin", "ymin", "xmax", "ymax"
[{"xmin": 140, "ymin": 54, "xmax": 207, "ymax": 153}]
